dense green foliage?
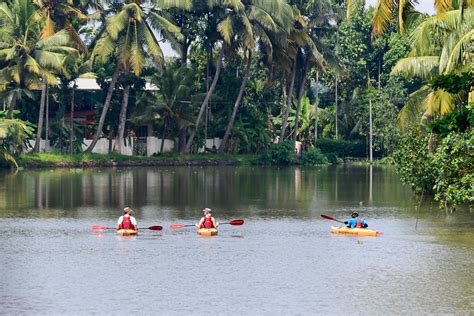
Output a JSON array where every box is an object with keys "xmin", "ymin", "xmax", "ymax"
[
  {"xmin": 301, "ymin": 147, "xmax": 328, "ymax": 166},
  {"xmin": 0, "ymin": 0, "xmax": 472, "ymax": 210},
  {"xmin": 316, "ymin": 138, "xmax": 366, "ymax": 158}
]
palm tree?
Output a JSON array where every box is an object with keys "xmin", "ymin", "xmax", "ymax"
[
  {"xmin": 217, "ymin": 0, "xmax": 293, "ymax": 152},
  {"xmin": 372, "ymin": 0, "xmax": 474, "ymax": 35},
  {"xmin": 0, "ymin": 0, "xmax": 77, "ymax": 152},
  {"xmin": 33, "ymin": 0, "xmax": 93, "ymax": 54},
  {"xmin": 182, "ymin": 0, "xmax": 294, "ymax": 153},
  {"xmin": 391, "ymin": 8, "xmax": 473, "ymax": 129},
  {"xmin": 86, "ymin": 0, "xmax": 187, "ymax": 153},
  {"xmin": 278, "ymin": 8, "xmax": 324, "ymax": 143},
  {"xmin": 133, "ymin": 62, "xmax": 195, "ymax": 152}
]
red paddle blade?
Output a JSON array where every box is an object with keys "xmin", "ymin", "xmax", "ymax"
[
  {"xmin": 170, "ymin": 224, "xmax": 185, "ymax": 229},
  {"xmin": 147, "ymin": 225, "xmax": 163, "ymax": 230},
  {"xmin": 229, "ymin": 219, "xmax": 244, "ymax": 225},
  {"xmin": 91, "ymin": 225, "xmax": 109, "ymax": 231},
  {"xmin": 320, "ymin": 214, "xmax": 337, "ymax": 221}
]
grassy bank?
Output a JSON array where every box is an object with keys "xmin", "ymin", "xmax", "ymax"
[{"xmin": 15, "ymin": 152, "xmax": 260, "ymax": 168}]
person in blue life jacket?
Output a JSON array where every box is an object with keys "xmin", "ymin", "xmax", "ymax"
[{"xmin": 344, "ymin": 210, "xmax": 368, "ymax": 228}]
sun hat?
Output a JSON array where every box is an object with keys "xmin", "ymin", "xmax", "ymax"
[
  {"xmin": 123, "ymin": 207, "xmax": 134, "ymax": 214},
  {"xmin": 202, "ymin": 208, "xmax": 212, "ymax": 214}
]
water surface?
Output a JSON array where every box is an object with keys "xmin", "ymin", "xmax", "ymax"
[{"xmin": 1, "ymin": 166, "xmax": 473, "ymax": 315}]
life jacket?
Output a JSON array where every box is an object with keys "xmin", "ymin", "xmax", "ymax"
[
  {"xmin": 201, "ymin": 217, "xmax": 214, "ymax": 229},
  {"xmin": 356, "ymin": 219, "xmax": 363, "ymax": 228},
  {"xmin": 119, "ymin": 214, "xmax": 135, "ymax": 230}
]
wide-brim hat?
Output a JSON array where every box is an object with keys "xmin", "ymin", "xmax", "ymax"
[{"xmin": 123, "ymin": 207, "xmax": 134, "ymax": 214}]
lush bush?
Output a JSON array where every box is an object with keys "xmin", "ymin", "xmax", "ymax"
[
  {"xmin": 325, "ymin": 153, "xmax": 342, "ymax": 164},
  {"xmin": 261, "ymin": 140, "xmax": 294, "ymax": 165},
  {"xmin": 301, "ymin": 148, "xmax": 328, "ymax": 166},
  {"xmin": 316, "ymin": 138, "xmax": 366, "ymax": 157},
  {"xmin": 432, "ymin": 131, "xmax": 473, "ymax": 211},
  {"xmin": 392, "ymin": 128, "xmax": 437, "ymax": 195}
]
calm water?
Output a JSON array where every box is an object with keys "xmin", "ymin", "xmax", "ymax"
[{"xmin": 0, "ymin": 166, "xmax": 473, "ymax": 315}]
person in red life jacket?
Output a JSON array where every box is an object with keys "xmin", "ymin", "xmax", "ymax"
[
  {"xmin": 117, "ymin": 207, "xmax": 138, "ymax": 231},
  {"xmin": 196, "ymin": 208, "xmax": 219, "ymax": 229},
  {"xmin": 344, "ymin": 210, "xmax": 368, "ymax": 228}
]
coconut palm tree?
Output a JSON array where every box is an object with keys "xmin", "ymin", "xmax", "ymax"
[
  {"xmin": 86, "ymin": 0, "xmax": 188, "ymax": 153},
  {"xmin": 217, "ymin": 0, "xmax": 294, "ymax": 152},
  {"xmin": 182, "ymin": 0, "xmax": 294, "ymax": 153},
  {"xmin": 372, "ymin": 0, "xmax": 474, "ymax": 35},
  {"xmin": 278, "ymin": 7, "xmax": 325, "ymax": 143},
  {"xmin": 391, "ymin": 8, "xmax": 473, "ymax": 129},
  {"xmin": 0, "ymin": 0, "xmax": 77, "ymax": 152}
]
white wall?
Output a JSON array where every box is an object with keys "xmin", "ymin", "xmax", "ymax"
[
  {"xmin": 28, "ymin": 137, "xmax": 222, "ymax": 156},
  {"xmin": 146, "ymin": 137, "xmax": 175, "ymax": 156}
]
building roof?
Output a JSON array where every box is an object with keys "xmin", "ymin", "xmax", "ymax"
[{"xmin": 71, "ymin": 78, "xmax": 158, "ymax": 91}]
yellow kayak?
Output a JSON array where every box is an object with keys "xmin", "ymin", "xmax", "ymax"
[
  {"xmin": 330, "ymin": 226, "xmax": 381, "ymax": 237},
  {"xmin": 117, "ymin": 229, "xmax": 138, "ymax": 236},
  {"xmin": 197, "ymin": 228, "xmax": 218, "ymax": 236}
]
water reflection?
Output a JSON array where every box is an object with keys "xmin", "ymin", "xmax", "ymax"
[{"xmin": 1, "ymin": 166, "xmax": 413, "ymax": 219}]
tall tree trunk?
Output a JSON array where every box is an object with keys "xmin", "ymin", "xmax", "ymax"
[
  {"xmin": 113, "ymin": 84, "xmax": 131, "ymax": 153},
  {"xmin": 335, "ymin": 75, "xmax": 338, "ymax": 139},
  {"xmin": 280, "ymin": 57, "xmax": 297, "ymax": 142},
  {"xmin": 86, "ymin": 66, "xmax": 121, "ymax": 153},
  {"xmin": 314, "ymin": 71, "xmax": 319, "ymax": 145},
  {"xmin": 6, "ymin": 91, "xmax": 17, "ymax": 119},
  {"xmin": 218, "ymin": 51, "xmax": 252, "ymax": 153},
  {"xmin": 45, "ymin": 84, "xmax": 49, "ymax": 152},
  {"xmin": 33, "ymin": 79, "xmax": 48, "ymax": 152},
  {"xmin": 70, "ymin": 85, "xmax": 75, "ymax": 154},
  {"xmin": 181, "ymin": 38, "xmax": 189, "ymax": 66},
  {"xmin": 160, "ymin": 123, "xmax": 166, "ymax": 153},
  {"xmin": 292, "ymin": 56, "xmax": 309, "ymax": 152},
  {"xmin": 178, "ymin": 128, "xmax": 187, "ymax": 152},
  {"xmin": 183, "ymin": 47, "xmax": 225, "ymax": 153}
]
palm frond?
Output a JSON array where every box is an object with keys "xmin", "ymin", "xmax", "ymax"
[
  {"xmin": 445, "ymin": 28, "xmax": 474, "ymax": 72},
  {"xmin": 391, "ymin": 56, "xmax": 440, "ymax": 79},
  {"xmin": 421, "ymin": 88, "xmax": 458, "ymax": 116},
  {"xmin": 154, "ymin": 0, "xmax": 192, "ymax": 10},
  {"xmin": 218, "ymin": 16, "xmax": 234, "ymax": 44},
  {"xmin": 372, "ymin": 0, "xmax": 395, "ymax": 35}
]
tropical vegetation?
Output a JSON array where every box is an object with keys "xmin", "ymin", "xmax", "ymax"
[{"xmin": 0, "ymin": 0, "xmax": 472, "ymax": 209}]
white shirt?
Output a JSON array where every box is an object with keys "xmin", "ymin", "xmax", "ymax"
[{"xmin": 117, "ymin": 215, "xmax": 138, "ymax": 226}]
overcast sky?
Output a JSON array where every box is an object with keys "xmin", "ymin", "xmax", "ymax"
[{"xmin": 366, "ymin": 0, "xmax": 435, "ymax": 14}]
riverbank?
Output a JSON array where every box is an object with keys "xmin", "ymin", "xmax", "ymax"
[{"xmin": 14, "ymin": 152, "xmax": 260, "ymax": 168}]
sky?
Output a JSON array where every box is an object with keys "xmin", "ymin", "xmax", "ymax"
[
  {"xmin": 162, "ymin": 1, "xmax": 436, "ymax": 57},
  {"xmin": 366, "ymin": 0, "xmax": 436, "ymax": 14}
]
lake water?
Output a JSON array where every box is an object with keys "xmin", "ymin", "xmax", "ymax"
[{"xmin": 0, "ymin": 166, "xmax": 473, "ymax": 315}]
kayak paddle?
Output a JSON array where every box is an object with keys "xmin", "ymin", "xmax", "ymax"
[
  {"xmin": 91, "ymin": 225, "xmax": 163, "ymax": 231},
  {"xmin": 320, "ymin": 214, "xmax": 346, "ymax": 224},
  {"xmin": 170, "ymin": 219, "xmax": 244, "ymax": 229}
]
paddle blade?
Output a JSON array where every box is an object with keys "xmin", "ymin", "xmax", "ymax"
[
  {"xmin": 228, "ymin": 219, "xmax": 244, "ymax": 225},
  {"xmin": 147, "ymin": 225, "xmax": 163, "ymax": 231},
  {"xmin": 320, "ymin": 214, "xmax": 337, "ymax": 221},
  {"xmin": 170, "ymin": 224, "xmax": 185, "ymax": 229},
  {"xmin": 91, "ymin": 225, "xmax": 109, "ymax": 231}
]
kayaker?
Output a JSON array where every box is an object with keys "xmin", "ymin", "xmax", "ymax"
[
  {"xmin": 344, "ymin": 210, "xmax": 368, "ymax": 228},
  {"xmin": 117, "ymin": 207, "xmax": 138, "ymax": 231},
  {"xmin": 196, "ymin": 208, "xmax": 219, "ymax": 229}
]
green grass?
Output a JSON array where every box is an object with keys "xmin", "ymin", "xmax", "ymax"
[{"xmin": 16, "ymin": 152, "xmax": 260, "ymax": 168}]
